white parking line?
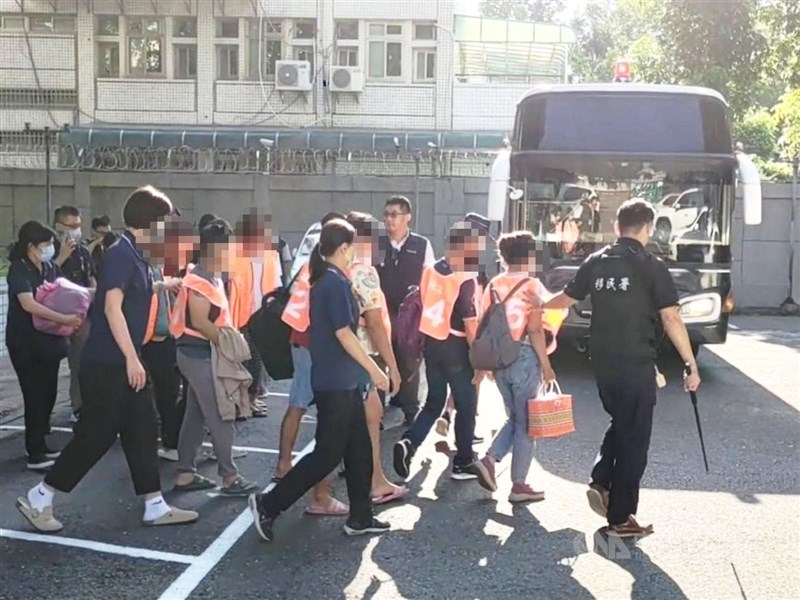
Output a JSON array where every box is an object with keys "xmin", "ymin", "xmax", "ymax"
[
  {"xmin": 158, "ymin": 438, "xmax": 316, "ymax": 600},
  {"xmin": 0, "ymin": 426, "xmax": 288, "ymax": 457},
  {"xmin": 0, "ymin": 528, "xmax": 197, "ymax": 565}
]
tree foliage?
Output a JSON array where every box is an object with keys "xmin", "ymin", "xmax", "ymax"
[
  {"xmin": 479, "ymin": 0, "xmax": 566, "ymax": 23},
  {"xmin": 773, "ymin": 89, "xmax": 800, "ymax": 159},
  {"xmin": 733, "ymin": 108, "xmax": 777, "ymax": 159}
]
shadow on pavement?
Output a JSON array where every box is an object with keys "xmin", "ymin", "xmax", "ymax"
[{"xmin": 532, "ymin": 346, "xmax": 800, "ymax": 499}]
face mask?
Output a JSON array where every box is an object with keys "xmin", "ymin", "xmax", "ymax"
[
  {"xmin": 40, "ymin": 244, "xmax": 55, "ymax": 262},
  {"xmin": 345, "ymin": 246, "xmax": 355, "ymax": 269},
  {"xmin": 68, "ymin": 228, "xmax": 82, "ymax": 242}
]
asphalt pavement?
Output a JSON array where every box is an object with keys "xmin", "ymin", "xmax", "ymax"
[{"xmin": 0, "ymin": 316, "xmax": 798, "ymax": 600}]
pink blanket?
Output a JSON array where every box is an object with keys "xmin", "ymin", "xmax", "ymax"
[{"xmin": 33, "ymin": 277, "xmax": 92, "ymax": 337}]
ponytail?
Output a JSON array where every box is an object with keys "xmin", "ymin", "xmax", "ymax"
[{"xmin": 308, "ymin": 242, "xmax": 326, "ymax": 286}]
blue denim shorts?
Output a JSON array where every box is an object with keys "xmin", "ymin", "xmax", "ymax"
[{"xmin": 288, "ymin": 345, "xmax": 314, "ymax": 409}]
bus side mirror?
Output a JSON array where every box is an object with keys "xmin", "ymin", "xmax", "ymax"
[
  {"xmin": 736, "ymin": 152, "xmax": 762, "ymax": 226},
  {"xmin": 488, "ymin": 149, "xmax": 511, "ymax": 222}
]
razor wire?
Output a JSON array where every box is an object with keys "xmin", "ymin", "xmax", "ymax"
[{"xmin": 0, "ymin": 143, "xmax": 497, "ymax": 178}]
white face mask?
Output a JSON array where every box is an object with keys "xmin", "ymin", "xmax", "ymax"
[{"xmin": 39, "ymin": 244, "xmax": 55, "ymax": 262}]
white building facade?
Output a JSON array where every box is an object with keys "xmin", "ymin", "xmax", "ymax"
[{"xmin": 0, "ymin": 0, "xmax": 574, "ymax": 137}]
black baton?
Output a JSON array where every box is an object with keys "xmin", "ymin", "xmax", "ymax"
[{"xmin": 685, "ymin": 364, "xmax": 709, "ymax": 472}]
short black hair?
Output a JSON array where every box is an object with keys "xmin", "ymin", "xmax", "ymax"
[
  {"xmin": 385, "ymin": 196, "xmax": 411, "ymax": 214},
  {"xmin": 497, "ymin": 231, "xmax": 536, "ymax": 266},
  {"xmin": 321, "ymin": 211, "xmax": 345, "ymax": 225},
  {"xmin": 122, "ymin": 186, "xmax": 173, "ymax": 230},
  {"xmin": 10, "ymin": 221, "xmax": 55, "ymax": 261},
  {"xmin": 345, "ymin": 211, "xmax": 377, "ymax": 237},
  {"xmin": 235, "ymin": 209, "xmax": 271, "ymax": 239},
  {"xmin": 198, "ymin": 213, "xmax": 218, "ymax": 230},
  {"xmin": 199, "ymin": 218, "xmax": 232, "ymax": 251},
  {"xmin": 54, "ymin": 205, "xmax": 80, "ymax": 223},
  {"xmin": 91, "ymin": 215, "xmax": 111, "ymax": 230},
  {"xmin": 617, "ymin": 198, "xmax": 656, "ymax": 233}
]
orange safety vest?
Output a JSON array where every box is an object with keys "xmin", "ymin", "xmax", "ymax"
[
  {"xmin": 480, "ymin": 272, "xmax": 567, "ymax": 354},
  {"xmin": 350, "ymin": 261, "xmax": 392, "ymax": 341},
  {"xmin": 143, "ymin": 267, "xmax": 172, "ymax": 344},
  {"xmin": 169, "ymin": 266, "xmax": 232, "ymax": 339},
  {"xmin": 229, "ymin": 250, "xmax": 280, "ymax": 329},
  {"xmin": 418, "ymin": 265, "xmax": 475, "ymax": 341},
  {"xmin": 281, "ymin": 263, "xmax": 312, "ymax": 333}
]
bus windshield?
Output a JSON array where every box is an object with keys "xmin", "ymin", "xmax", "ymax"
[{"xmin": 513, "ymin": 165, "xmax": 734, "ymax": 265}]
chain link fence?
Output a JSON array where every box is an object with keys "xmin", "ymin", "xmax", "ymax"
[{"xmin": 0, "ymin": 143, "xmax": 497, "ymax": 178}]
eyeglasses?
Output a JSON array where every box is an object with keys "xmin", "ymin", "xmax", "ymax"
[{"xmin": 383, "ymin": 211, "xmax": 409, "ymax": 219}]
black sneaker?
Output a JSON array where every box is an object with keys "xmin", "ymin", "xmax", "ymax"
[
  {"xmin": 451, "ymin": 463, "xmax": 478, "ymax": 481},
  {"xmin": 248, "ymin": 493, "xmax": 276, "ymax": 542},
  {"xmin": 44, "ymin": 447, "xmax": 61, "ymax": 459},
  {"xmin": 393, "ymin": 439, "xmax": 414, "ymax": 479},
  {"xmin": 343, "ymin": 517, "xmax": 390, "ymax": 536},
  {"xmin": 27, "ymin": 456, "xmax": 55, "ymax": 471},
  {"xmin": 473, "ymin": 434, "xmax": 485, "ymax": 445}
]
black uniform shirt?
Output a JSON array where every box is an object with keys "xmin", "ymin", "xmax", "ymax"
[{"xmin": 565, "ymin": 237, "xmax": 679, "ymax": 359}]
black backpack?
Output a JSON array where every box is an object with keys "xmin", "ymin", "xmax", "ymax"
[
  {"xmin": 469, "ymin": 278, "xmax": 530, "ymax": 371},
  {"xmin": 248, "ymin": 271, "xmax": 301, "ymax": 381}
]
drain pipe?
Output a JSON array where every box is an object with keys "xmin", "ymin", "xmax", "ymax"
[{"xmin": 783, "ymin": 158, "xmax": 799, "ymax": 312}]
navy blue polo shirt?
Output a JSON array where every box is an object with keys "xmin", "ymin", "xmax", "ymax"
[
  {"xmin": 309, "ymin": 265, "xmax": 360, "ymax": 391},
  {"xmin": 82, "ymin": 231, "xmax": 152, "ymax": 365}
]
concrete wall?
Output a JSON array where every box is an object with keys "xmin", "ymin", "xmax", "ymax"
[{"xmin": 1, "ymin": 171, "xmax": 797, "ymax": 308}]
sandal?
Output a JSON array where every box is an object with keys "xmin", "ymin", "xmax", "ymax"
[
  {"xmin": 372, "ymin": 486, "xmax": 409, "ymax": 505},
  {"xmin": 173, "ymin": 474, "xmax": 217, "ymax": 492},
  {"xmin": 219, "ymin": 476, "xmax": 259, "ymax": 497},
  {"xmin": 304, "ymin": 497, "xmax": 349, "ymax": 517}
]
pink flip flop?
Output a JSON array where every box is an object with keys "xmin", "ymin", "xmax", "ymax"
[
  {"xmin": 304, "ymin": 498, "xmax": 349, "ymax": 517},
  {"xmin": 372, "ymin": 486, "xmax": 409, "ymax": 505}
]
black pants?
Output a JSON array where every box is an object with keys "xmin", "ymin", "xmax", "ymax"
[
  {"xmin": 260, "ymin": 389, "xmax": 373, "ymax": 522},
  {"xmin": 590, "ymin": 355, "xmax": 656, "ymax": 526},
  {"xmin": 45, "ymin": 361, "xmax": 161, "ymax": 496},
  {"xmin": 390, "ymin": 337, "xmax": 420, "ymax": 421},
  {"xmin": 8, "ymin": 344, "xmax": 61, "ymax": 458},
  {"xmin": 141, "ymin": 338, "xmax": 184, "ymax": 450}
]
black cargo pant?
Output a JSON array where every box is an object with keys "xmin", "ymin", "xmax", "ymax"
[
  {"xmin": 45, "ymin": 361, "xmax": 161, "ymax": 496},
  {"xmin": 590, "ymin": 355, "xmax": 656, "ymax": 526},
  {"xmin": 259, "ymin": 388, "xmax": 373, "ymax": 523},
  {"xmin": 141, "ymin": 337, "xmax": 184, "ymax": 450}
]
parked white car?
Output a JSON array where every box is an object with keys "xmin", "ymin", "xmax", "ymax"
[
  {"xmin": 653, "ymin": 188, "xmax": 705, "ymax": 246},
  {"xmin": 288, "ymin": 221, "xmax": 321, "ymax": 280}
]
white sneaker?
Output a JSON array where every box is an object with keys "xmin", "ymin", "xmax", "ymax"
[{"xmin": 157, "ymin": 448, "xmax": 179, "ymax": 462}]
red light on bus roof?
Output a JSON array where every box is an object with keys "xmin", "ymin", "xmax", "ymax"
[{"xmin": 614, "ymin": 60, "xmax": 632, "ymax": 79}]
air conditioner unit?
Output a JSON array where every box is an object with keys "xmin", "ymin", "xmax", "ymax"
[
  {"xmin": 275, "ymin": 60, "xmax": 313, "ymax": 91},
  {"xmin": 330, "ymin": 66, "xmax": 364, "ymax": 93}
]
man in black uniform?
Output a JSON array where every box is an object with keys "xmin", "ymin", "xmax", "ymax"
[
  {"xmin": 545, "ymin": 198, "xmax": 701, "ymax": 537},
  {"xmin": 378, "ymin": 196, "xmax": 435, "ymax": 426}
]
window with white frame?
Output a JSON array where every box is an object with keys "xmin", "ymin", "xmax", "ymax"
[
  {"xmin": 174, "ymin": 45, "xmax": 197, "ymax": 79},
  {"xmin": 216, "ymin": 17, "xmax": 239, "ymax": 39},
  {"xmin": 334, "ymin": 19, "xmax": 358, "ymax": 67},
  {"xmin": 216, "ymin": 44, "xmax": 239, "ymax": 80},
  {"xmin": 289, "ymin": 19, "xmax": 315, "ymax": 76},
  {"xmin": 0, "ymin": 15, "xmax": 26, "ymax": 30},
  {"xmin": 247, "ymin": 18, "xmax": 282, "ymax": 80},
  {"xmin": 173, "ymin": 16, "xmax": 197, "ymax": 38},
  {"xmin": 413, "ymin": 49, "xmax": 436, "ymax": 82},
  {"xmin": 292, "ymin": 19, "xmax": 315, "ymax": 40},
  {"xmin": 29, "ymin": 14, "xmax": 75, "ymax": 33},
  {"xmin": 412, "ymin": 22, "xmax": 436, "ymax": 82},
  {"xmin": 95, "ymin": 16, "xmax": 120, "ymax": 78},
  {"xmin": 367, "ymin": 22, "xmax": 403, "ymax": 79},
  {"xmin": 127, "ymin": 17, "xmax": 163, "ymax": 78},
  {"xmin": 97, "ymin": 42, "xmax": 120, "ymax": 78}
]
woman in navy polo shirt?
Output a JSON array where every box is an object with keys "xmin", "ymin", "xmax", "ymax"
[
  {"xmin": 250, "ymin": 219, "xmax": 391, "ymax": 542},
  {"xmin": 6, "ymin": 221, "xmax": 83, "ymax": 471}
]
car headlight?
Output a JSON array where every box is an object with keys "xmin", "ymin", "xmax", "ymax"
[{"xmin": 679, "ymin": 293, "xmax": 721, "ymax": 324}]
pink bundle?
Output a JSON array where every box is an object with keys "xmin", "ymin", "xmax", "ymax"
[{"xmin": 33, "ymin": 277, "xmax": 92, "ymax": 337}]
